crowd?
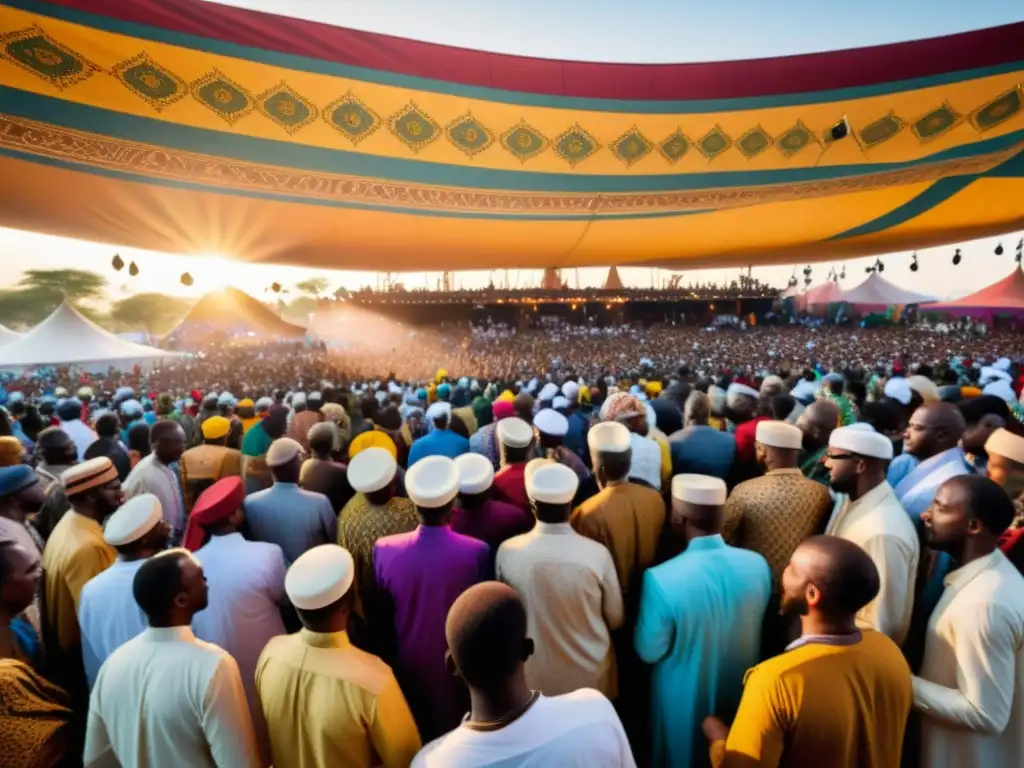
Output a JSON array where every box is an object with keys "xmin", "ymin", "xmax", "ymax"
[{"xmin": 0, "ymin": 323, "xmax": 1023, "ymax": 767}]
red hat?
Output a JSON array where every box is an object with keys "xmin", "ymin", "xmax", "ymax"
[
  {"xmin": 182, "ymin": 476, "xmax": 245, "ymax": 552},
  {"xmin": 191, "ymin": 389, "xmax": 203, "ymax": 403}
]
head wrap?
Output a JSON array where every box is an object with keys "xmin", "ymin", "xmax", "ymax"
[
  {"xmin": 604, "ymin": 393, "xmax": 645, "ymax": 423},
  {"xmin": 201, "ymin": 416, "xmax": 232, "ymax": 440},
  {"xmin": 0, "ymin": 437, "xmax": 23, "ymax": 468},
  {"xmin": 348, "ymin": 429, "xmax": 398, "ymax": 460},
  {"xmin": 182, "ymin": 476, "xmax": 245, "ymax": 552},
  {"xmin": 0, "ymin": 465, "xmax": 36, "ymax": 496}
]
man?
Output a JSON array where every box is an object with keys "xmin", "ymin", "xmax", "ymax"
[
  {"xmin": 191, "ymin": 476, "xmax": 287, "ymax": 764},
  {"xmin": 728, "ymin": 382, "xmax": 769, "ymax": 466},
  {"xmin": 373, "ymin": 455, "xmax": 490, "ymax": 740},
  {"xmin": 824, "ymin": 426, "xmax": 919, "ymax": 645},
  {"xmin": 57, "ymin": 397, "xmax": 97, "ymax": 461},
  {"xmin": 42, "ymin": 457, "xmax": 121, "ymax": 693},
  {"xmin": 256, "ymin": 544, "xmax": 421, "ymax": 768},
  {"xmin": 535, "ymin": 408, "xmax": 590, "ymax": 484},
  {"xmin": 123, "ymin": 420, "xmax": 186, "ymax": 544},
  {"xmin": 603, "ymin": 393, "xmax": 663, "ymax": 490},
  {"xmin": 723, "ymin": 420, "xmax": 832, "ymax": 586},
  {"xmin": 408, "ymin": 402, "xmax": 470, "ymax": 466},
  {"xmin": 470, "ymin": 398, "xmax": 516, "ymax": 470},
  {"xmin": 571, "ymin": 421, "xmax": 665, "ymax": 604},
  {"xmin": 84, "ymin": 549, "xmax": 259, "ymax": 767},
  {"xmin": 300, "ymin": 421, "xmax": 354, "ymax": 513},
  {"xmin": 636, "ymin": 474, "xmax": 771, "ymax": 768},
  {"xmin": 338, "ymin": 447, "xmax": 419, "ymax": 623},
  {"xmin": 242, "ymin": 404, "xmax": 289, "ymax": 495},
  {"xmin": 889, "ymin": 402, "xmax": 970, "ymax": 521},
  {"xmin": 983, "ymin": 428, "xmax": 1024, "ymax": 568},
  {"xmin": 702, "ymin": 537, "xmax": 911, "ymax": 767},
  {"xmin": 492, "ymin": 417, "xmax": 535, "ymax": 512},
  {"xmin": 497, "ymin": 462, "xmax": 622, "ymax": 698},
  {"xmin": 413, "ymin": 582, "xmax": 635, "ymax": 767},
  {"xmin": 560, "ymin": 381, "xmax": 590, "ymax": 462},
  {"xmin": 34, "ymin": 426, "xmax": 78, "ymax": 492},
  {"xmin": 245, "ymin": 437, "xmax": 337, "ymax": 566},
  {"xmin": 179, "ymin": 415, "xmax": 243, "ymax": 513},
  {"xmin": 796, "ymin": 400, "xmax": 841, "ymax": 484},
  {"xmin": 452, "ymin": 452, "xmax": 534, "ymax": 551},
  {"xmin": 915, "ymin": 475, "xmax": 1024, "ymax": 767},
  {"xmin": 669, "ymin": 391, "xmax": 736, "ymax": 480},
  {"xmin": 83, "ymin": 413, "xmax": 131, "ymax": 482},
  {"xmin": 0, "ymin": 465, "xmax": 45, "ymax": 556},
  {"xmin": 288, "ymin": 390, "xmax": 323, "ymax": 454},
  {"xmin": 78, "ymin": 494, "xmax": 168, "ymax": 688}
]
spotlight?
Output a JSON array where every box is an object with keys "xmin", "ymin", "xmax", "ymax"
[
  {"xmin": 111, "ymin": 254, "xmax": 124, "ymax": 271},
  {"xmin": 840, "ymin": 266, "xmax": 846, "ymax": 280},
  {"xmin": 952, "ymin": 248, "xmax": 962, "ymax": 266},
  {"xmin": 876, "ymin": 259, "xmax": 885, "ymax": 273},
  {"xmin": 802, "ymin": 265, "xmax": 812, "ymax": 277},
  {"xmin": 910, "ymin": 253, "xmax": 919, "ymax": 272},
  {"xmin": 271, "ymin": 282, "xmax": 282, "ymax": 293},
  {"xmin": 128, "ymin": 261, "xmax": 139, "ymax": 277},
  {"xmin": 180, "ymin": 272, "xmax": 194, "ymax": 286},
  {"xmin": 995, "ymin": 243, "xmax": 1004, "ymax": 256},
  {"xmin": 828, "ymin": 117, "xmax": 850, "ymax": 142},
  {"xmin": 865, "ymin": 266, "xmax": 874, "ymax": 274}
]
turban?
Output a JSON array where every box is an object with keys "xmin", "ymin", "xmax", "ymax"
[
  {"xmin": 435, "ymin": 368, "xmax": 448, "ymax": 383},
  {"xmin": 348, "ymin": 429, "xmax": 398, "ymax": 460},
  {"xmin": 497, "ymin": 389, "xmax": 516, "ymax": 403},
  {"xmin": 604, "ymin": 393, "xmax": 645, "ymax": 423},
  {"xmin": 182, "ymin": 476, "xmax": 245, "ymax": 552},
  {"xmin": 492, "ymin": 400, "xmax": 516, "ymax": 421},
  {"xmin": 201, "ymin": 416, "xmax": 232, "ymax": 440}
]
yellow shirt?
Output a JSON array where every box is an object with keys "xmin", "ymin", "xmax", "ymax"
[
  {"xmin": 256, "ymin": 629, "xmax": 421, "ymax": 768},
  {"xmin": 713, "ymin": 630, "xmax": 911, "ymax": 767},
  {"xmin": 42, "ymin": 511, "xmax": 116, "ymax": 653}
]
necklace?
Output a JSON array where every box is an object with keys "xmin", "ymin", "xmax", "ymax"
[{"xmin": 463, "ymin": 690, "xmax": 540, "ymax": 732}]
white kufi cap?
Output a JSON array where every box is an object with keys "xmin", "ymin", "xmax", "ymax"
[
  {"xmin": 406, "ymin": 455, "xmax": 460, "ymax": 508},
  {"xmin": 454, "ymin": 453, "xmax": 495, "ymax": 495},
  {"xmin": 285, "ymin": 544, "xmax": 354, "ymax": 610},
  {"xmin": 588, "ymin": 421, "xmax": 631, "ymax": 453},
  {"xmin": 538, "ymin": 382, "xmax": 559, "ymax": 402},
  {"xmin": 829, "ymin": 425, "xmax": 893, "ymax": 460},
  {"xmin": 985, "ymin": 428, "xmax": 1024, "ymax": 465},
  {"xmin": 426, "ymin": 401, "xmax": 452, "ymax": 422},
  {"xmin": 348, "ymin": 447, "xmax": 397, "ymax": 493},
  {"xmin": 527, "ymin": 462, "xmax": 579, "ymax": 505},
  {"xmin": 562, "ymin": 381, "xmax": 579, "ymax": 401},
  {"xmin": 883, "ymin": 377, "xmax": 912, "ymax": 405},
  {"xmin": 266, "ymin": 437, "xmax": 303, "ymax": 467},
  {"xmin": 104, "ymin": 494, "xmax": 162, "ymax": 546},
  {"xmin": 497, "ymin": 417, "xmax": 533, "ymax": 448},
  {"xmin": 671, "ymin": 474, "xmax": 727, "ymax": 505},
  {"xmin": 534, "ymin": 409, "xmax": 568, "ymax": 437},
  {"xmin": 983, "ymin": 379, "xmax": 1016, "ymax": 404},
  {"xmin": 755, "ymin": 420, "xmax": 803, "ymax": 450}
]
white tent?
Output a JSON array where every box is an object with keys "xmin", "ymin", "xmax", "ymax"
[
  {"xmin": 837, "ymin": 273, "xmax": 936, "ymax": 307},
  {"xmin": 0, "ymin": 301, "xmax": 182, "ymax": 371},
  {"xmin": 0, "ymin": 324, "xmax": 22, "ymax": 346}
]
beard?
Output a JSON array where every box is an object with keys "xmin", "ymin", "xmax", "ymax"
[
  {"xmin": 925, "ymin": 531, "xmax": 965, "ymax": 563},
  {"xmin": 779, "ymin": 593, "xmax": 810, "ymax": 617},
  {"xmin": 829, "ymin": 474, "xmax": 855, "ymax": 496}
]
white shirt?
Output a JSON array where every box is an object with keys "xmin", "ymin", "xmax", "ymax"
[
  {"xmin": 60, "ymin": 418, "xmax": 98, "ymax": 461},
  {"xmin": 497, "ymin": 522, "xmax": 624, "ymax": 698},
  {"xmin": 914, "ymin": 550, "xmax": 1024, "ymax": 768},
  {"xmin": 628, "ymin": 433, "xmax": 662, "ymax": 491},
  {"xmin": 124, "ymin": 454, "xmax": 185, "ymax": 535},
  {"xmin": 78, "ymin": 558, "xmax": 148, "ymax": 689},
  {"xmin": 825, "ymin": 481, "xmax": 919, "ymax": 645},
  {"xmin": 193, "ymin": 533, "xmax": 287, "ymax": 762},
  {"xmin": 85, "ymin": 626, "xmax": 259, "ymax": 768},
  {"xmin": 413, "ymin": 689, "xmax": 635, "ymax": 768}
]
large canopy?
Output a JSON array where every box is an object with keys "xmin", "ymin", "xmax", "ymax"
[
  {"xmin": 167, "ymin": 287, "xmax": 307, "ymax": 339},
  {"xmin": 0, "ymin": 3, "xmax": 1022, "ymax": 270},
  {"xmin": 796, "ymin": 281, "xmax": 844, "ymax": 309},
  {"xmin": 0, "ymin": 324, "xmax": 22, "ymax": 345},
  {"xmin": 838, "ymin": 273, "xmax": 936, "ymax": 306},
  {"xmin": 0, "ymin": 300, "xmax": 181, "ymax": 369},
  {"xmin": 923, "ymin": 267, "xmax": 1024, "ymax": 314}
]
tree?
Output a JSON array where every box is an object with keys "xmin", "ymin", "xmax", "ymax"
[
  {"xmin": 18, "ymin": 269, "xmax": 107, "ymax": 304},
  {"xmin": 295, "ymin": 277, "xmax": 329, "ymax": 297},
  {"xmin": 281, "ymin": 295, "xmax": 317, "ymax": 325},
  {"xmin": 110, "ymin": 293, "xmax": 194, "ymax": 335}
]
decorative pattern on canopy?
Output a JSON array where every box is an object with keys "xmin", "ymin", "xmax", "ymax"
[{"xmin": 0, "ymin": 1, "xmax": 1022, "ymax": 270}]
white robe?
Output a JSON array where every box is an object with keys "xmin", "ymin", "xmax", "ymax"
[
  {"xmin": 85, "ymin": 626, "xmax": 258, "ymax": 768},
  {"xmin": 893, "ymin": 446, "xmax": 971, "ymax": 521},
  {"xmin": 124, "ymin": 454, "xmax": 185, "ymax": 538},
  {"xmin": 914, "ymin": 550, "xmax": 1024, "ymax": 768},
  {"xmin": 826, "ymin": 481, "xmax": 919, "ymax": 645},
  {"xmin": 59, "ymin": 418, "xmax": 98, "ymax": 461},
  {"xmin": 78, "ymin": 558, "xmax": 147, "ymax": 689}
]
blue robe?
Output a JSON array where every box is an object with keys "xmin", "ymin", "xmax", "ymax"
[
  {"xmin": 407, "ymin": 428, "xmax": 469, "ymax": 467},
  {"xmin": 634, "ymin": 534, "xmax": 771, "ymax": 768},
  {"xmin": 893, "ymin": 446, "xmax": 971, "ymax": 523}
]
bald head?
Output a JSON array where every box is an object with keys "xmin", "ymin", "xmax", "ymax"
[
  {"xmin": 513, "ymin": 393, "xmax": 534, "ymax": 424},
  {"xmin": 904, "ymin": 402, "xmax": 967, "ymax": 459},
  {"xmin": 783, "ymin": 536, "xmax": 880, "ymax": 618},
  {"xmin": 797, "ymin": 400, "xmax": 840, "ymax": 452},
  {"xmin": 446, "ymin": 581, "xmax": 529, "ymax": 689}
]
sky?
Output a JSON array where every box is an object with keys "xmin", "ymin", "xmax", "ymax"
[{"xmin": 1, "ymin": 0, "xmax": 1022, "ymax": 302}]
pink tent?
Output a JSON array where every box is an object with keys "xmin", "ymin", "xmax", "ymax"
[
  {"xmin": 794, "ymin": 281, "xmax": 843, "ymax": 312},
  {"xmin": 838, "ymin": 273, "xmax": 935, "ymax": 311},
  {"xmin": 922, "ymin": 267, "xmax": 1024, "ymax": 317}
]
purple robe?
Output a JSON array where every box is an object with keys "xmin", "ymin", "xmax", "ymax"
[
  {"xmin": 450, "ymin": 498, "xmax": 535, "ymax": 552},
  {"xmin": 373, "ymin": 525, "xmax": 490, "ymax": 739}
]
